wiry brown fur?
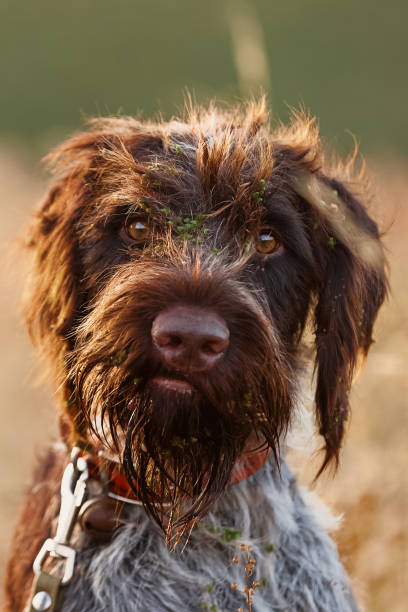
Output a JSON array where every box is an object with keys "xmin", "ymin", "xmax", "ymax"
[{"xmin": 4, "ymin": 99, "xmax": 387, "ymax": 609}]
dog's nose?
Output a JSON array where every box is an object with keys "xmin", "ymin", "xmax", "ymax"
[{"xmin": 151, "ymin": 305, "xmax": 229, "ymax": 373}]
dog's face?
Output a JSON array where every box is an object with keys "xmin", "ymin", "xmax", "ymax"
[{"xmin": 24, "ymin": 102, "xmax": 387, "ymax": 532}]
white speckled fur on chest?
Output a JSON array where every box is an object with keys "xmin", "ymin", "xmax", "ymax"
[{"xmin": 60, "ymin": 459, "xmax": 359, "ymax": 612}]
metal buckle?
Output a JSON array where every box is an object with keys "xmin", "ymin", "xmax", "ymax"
[
  {"xmin": 53, "ymin": 448, "xmax": 88, "ymax": 547},
  {"xmin": 33, "ymin": 539, "xmax": 76, "ymax": 585},
  {"xmin": 32, "ymin": 447, "xmax": 89, "ymax": 585}
]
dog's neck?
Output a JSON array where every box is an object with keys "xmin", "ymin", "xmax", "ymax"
[
  {"xmin": 84, "ymin": 440, "xmax": 271, "ymax": 503},
  {"xmin": 68, "ymin": 422, "xmax": 271, "ymax": 501},
  {"xmin": 62, "ymin": 442, "xmax": 271, "ymax": 544}
]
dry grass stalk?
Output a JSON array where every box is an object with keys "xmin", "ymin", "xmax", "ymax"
[{"xmin": 231, "ymin": 544, "xmax": 261, "ymax": 612}]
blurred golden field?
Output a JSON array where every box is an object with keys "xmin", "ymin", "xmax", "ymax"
[{"xmin": 0, "ymin": 149, "xmax": 406, "ymax": 612}]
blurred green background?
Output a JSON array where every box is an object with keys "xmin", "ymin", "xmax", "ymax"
[{"xmin": 1, "ymin": 0, "xmax": 407, "ymax": 156}]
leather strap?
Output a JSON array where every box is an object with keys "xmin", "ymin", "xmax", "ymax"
[
  {"xmin": 78, "ymin": 495, "xmax": 128, "ymax": 542},
  {"xmin": 29, "ymin": 570, "xmax": 64, "ymax": 612}
]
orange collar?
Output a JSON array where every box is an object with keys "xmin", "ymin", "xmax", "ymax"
[
  {"xmin": 84, "ymin": 447, "xmax": 270, "ymax": 504},
  {"xmin": 85, "ymin": 454, "xmax": 139, "ymax": 502},
  {"xmin": 230, "ymin": 447, "xmax": 271, "ymax": 484}
]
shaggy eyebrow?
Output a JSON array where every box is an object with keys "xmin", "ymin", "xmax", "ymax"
[{"xmin": 95, "ymin": 198, "xmax": 162, "ymax": 223}]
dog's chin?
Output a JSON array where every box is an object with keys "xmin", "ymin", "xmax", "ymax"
[{"xmin": 142, "ymin": 377, "xmax": 205, "ymax": 437}]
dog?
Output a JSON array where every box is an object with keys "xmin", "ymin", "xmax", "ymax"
[{"xmin": 3, "ymin": 100, "xmax": 387, "ymax": 612}]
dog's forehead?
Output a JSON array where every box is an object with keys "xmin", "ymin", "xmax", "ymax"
[{"xmin": 89, "ymin": 126, "xmax": 297, "ymax": 233}]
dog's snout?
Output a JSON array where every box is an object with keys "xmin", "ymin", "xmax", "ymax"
[{"xmin": 151, "ymin": 305, "xmax": 229, "ymax": 372}]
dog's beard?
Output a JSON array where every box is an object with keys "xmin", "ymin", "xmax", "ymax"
[
  {"xmin": 74, "ymin": 350, "xmax": 293, "ymax": 540},
  {"xmin": 71, "ymin": 262, "xmax": 295, "ymax": 538},
  {"xmin": 122, "ymin": 382, "xmax": 249, "ymax": 538}
]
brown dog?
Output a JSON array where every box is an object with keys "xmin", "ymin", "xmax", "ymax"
[{"xmin": 4, "ymin": 100, "xmax": 386, "ymax": 612}]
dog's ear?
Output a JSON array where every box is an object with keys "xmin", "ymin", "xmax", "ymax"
[
  {"xmin": 23, "ymin": 125, "xmax": 152, "ymax": 356},
  {"xmin": 23, "ymin": 123, "xmax": 164, "ymax": 438},
  {"xmin": 273, "ymin": 113, "xmax": 387, "ymax": 471},
  {"xmin": 23, "ymin": 177, "xmax": 84, "ymax": 403},
  {"xmin": 293, "ymin": 168, "xmax": 387, "ymax": 473},
  {"xmin": 22, "ymin": 131, "xmax": 106, "ymax": 430}
]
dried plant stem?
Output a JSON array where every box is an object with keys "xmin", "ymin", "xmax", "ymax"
[{"xmin": 232, "ymin": 544, "xmax": 259, "ymax": 612}]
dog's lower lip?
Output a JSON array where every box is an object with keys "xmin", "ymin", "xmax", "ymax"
[{"xmin": 152, "ymin": 376, "xmax": 195, "ymax": 392}]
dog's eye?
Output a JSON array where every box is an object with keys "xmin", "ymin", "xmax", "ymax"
[
  {"xmin": 124, "ymin": 217, "xmax": 151, "ymax": 243},
  {"xmin": 256, "ymin": 231, "xmax": 280, "ymax": 254}
]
